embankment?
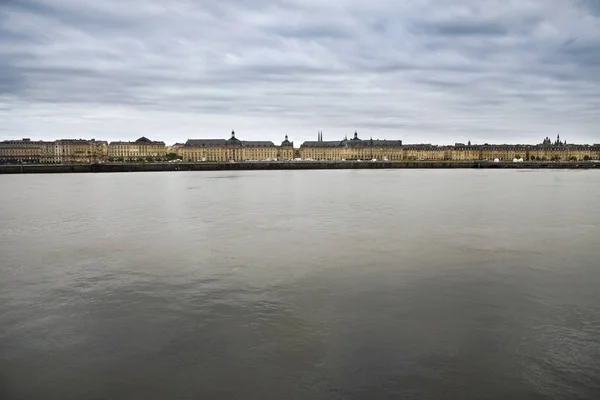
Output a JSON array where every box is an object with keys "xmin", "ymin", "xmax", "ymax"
[{"xmin": 1, "ymin": 161, "xmax": 599, "ymax": 174}]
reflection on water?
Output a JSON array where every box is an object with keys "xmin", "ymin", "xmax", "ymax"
[{"xmin": 1, "ymin": 170, "xmax": 599, "ymax": 399}]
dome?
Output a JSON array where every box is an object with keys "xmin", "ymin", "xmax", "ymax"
[
  {"xmin": 227, "ymin": 130, "xmax": 241, "ymax": 144},
  {"xmin": 281, "ymin": 134, "xmax": 292, "ymax": 146}
]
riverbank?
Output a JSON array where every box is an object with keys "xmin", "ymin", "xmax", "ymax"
[{"xmin": 1, "ymin": 161, "xmax": 599, "ymax": 174}]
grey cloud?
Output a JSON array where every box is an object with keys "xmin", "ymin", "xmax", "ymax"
[
  {"xmin": 417, "ymin": 20, "xmax": 508, "ymax": 36},
  {"xmin": 0, "ymin": 66, "xmax": 22, "ymax": 94},
  {"xmin": 269, "ymin": 25, "xmax": 354, "ymax": 39},
  {"xmin": 578, "ymin": 0, "xmax": 600, "ymax": 16},
  {"xmin": 0, "ymin": 0, "xmax": 599, "ymax": 144},
  {"xmin": 559, "ymin": 41, "xmax": 600, "ymax": 66}
]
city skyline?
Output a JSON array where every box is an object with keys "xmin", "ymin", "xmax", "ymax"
[
  {"xmin": 1, "ymin": 131, "xmax": 598, "ymax": 147},
  {"xmin": 1, "ymin": 1, "xmax": 599, "ymax": 144},
  {"xmin": 2, "ymin": 130, "xmax": 599, "ymax": 165}
]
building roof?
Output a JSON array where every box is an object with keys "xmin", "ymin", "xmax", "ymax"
[
  {"xmin": 183, "ymin": 138, "xmax": 275, "ymax": 147},
  {"xmin": 56, "ymin": 139, "xmax": 96, "ymax": 143},
  {"xmin": 301, "ymin": 132, "xmax": 403, "ymax": 148},
  {"xmin": 368, "ymin": 139, "xmax": 403, "ymax": 147},
  {"xmin": 109, "ymin": 137, "xmax": 165, "ymax": 145},
  {"xmin": 242, "ymin": 141, "xmax": 276, "ymax": 147},
  {"xmin": 301, "ymin": 140, "xmax": 344, "ymax": 148},
  {"xmin": 1, "ymin": 139, "xmax": 47, "ymax": 145},
  {"xmin": 301, "ymin": 138, "xmax": 403, "ymax": 148},
  {"xmin": 349, "ymin": 132, "xmax": 362, "ymax": 143},
  {"xmin": 184, "ymin": 139, "xmax": 227, "ymax": 147},
  {"xmin": 403, "ymin": 144, "xmax": 440, "ymax": 149},
  {"xmin": 281, "ymin": 135, "xmax": 293, "ymax": 147}
]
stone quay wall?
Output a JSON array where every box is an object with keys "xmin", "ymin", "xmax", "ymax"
[{"xmin": 1, "ymin": 161, "xmax": 600, "ymax": 174}]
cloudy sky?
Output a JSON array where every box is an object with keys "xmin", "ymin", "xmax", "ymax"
[{"xmin": 1, "ymin": 0, "xmax": 599, "ymax": 145}]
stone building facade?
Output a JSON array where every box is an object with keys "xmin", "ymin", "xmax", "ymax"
[
  {"xmin": 167, "ymin": 143, "xmax": 185, "ymax": 155},
  {"xmin": 452, "ymin": 143, "xmax": 480, "ymax": 161},
  {"xmin": 299, "ymin": 131, "xmax": 403, "ymax": 160},
  {"xmin": 2, "ymin": 133, "xmax": 599, "ymax": 164},
  {"xmin": 180, "ymin": 131, "xmax": 284, "ymax": 162},
  {"xmin": 108, "ymin": 137, "xmax": 167, "ymax": 161},
  {"xmin": 0, "ymin": 139, "xmax": 53, "ymax": 164},
  {"xmin": 477, "ymin": 144, "xmax": 528, "ymax": 161},
  {"xmin": 0, "ymin": 138, "xmax": 106, "ymax": 163},
  {"xmin": 403, "ymin": 144, "xmax": 450, "ymax": 161},
  {"xmin": 298, "ymin": 134, "xmax": 599, "ymax": 162},
  {"xmin": 53, "ymin": 139, "xmax": 107, "ymax": 163},
  {"xmin": 277, "ymin": 135, "xmax": 295, "ymax": 160},
  {"xmin": 526, "ymin": 136, "xmax": 593, "ymax": 161}
]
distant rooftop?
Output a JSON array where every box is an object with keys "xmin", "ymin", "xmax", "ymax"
[
  {"xmin": 109, "ymin": 137, "xmax": 165, "ymax": 145},
  {"xmin": 184, "ymin": 131, "xmax": 275, "ymax": 147}
]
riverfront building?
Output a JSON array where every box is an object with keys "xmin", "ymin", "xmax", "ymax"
[
  {"xmin": 1, "ymin": 133, "xmax": 599, "ymax": 164},
  {"xmin": 403, "ymin": 144, "xmax": 450, "ymax": 161},
  {"xmin": 279, "ymin": 135, "xmax": 295, "ymax": 160},
  {"xmin": 0, "ymin": 139, "xmax": 53, "ymax": 164},
  {"xmin": 299, "ymin": 133, "xmax": 598, "ymax": 162},
  {"xmin": 299, "ymin": 131, "xmax": 403, "ymax": 161},
  {"xmin": 108, "ymin": 137, "xmax": 167, "ymax": 161},
  {"xmin": 179, "ymin": 131, "xmax": 293, "ymax": 162},
  {"xmin": 53, "ymin": 139, "xmax": 108, "ymax": 163},
  {"xmin": 0, "ymin": 138, "xmax": 107, "ymax": 164}
]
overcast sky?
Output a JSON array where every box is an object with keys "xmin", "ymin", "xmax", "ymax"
[{"xmin": 1, "ymin": 0, "xmax": 599, "ymax": 144}]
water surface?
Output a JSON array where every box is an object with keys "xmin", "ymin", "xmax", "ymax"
[{"xmin": 1, "ymin": 170, "xmax": 599, "ymax": 399}]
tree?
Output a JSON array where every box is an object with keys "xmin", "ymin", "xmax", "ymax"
[
  {"xmin": 166, "ymin": 152, "xmax": 182, "ymax": 160},
  {"xmin": 569, "ymin": 156, "xmax": 578, "ymax": 161},
  {"xmin": 583, "ymin": 155, "xmax": 591, "ymax": 161},
  {"xmin": 530, "ymin": 155, "xmax": 536, "ymax": 161}
]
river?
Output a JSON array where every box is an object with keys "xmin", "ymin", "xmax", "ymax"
[{"xmin": 1, "ymin": 170, "xmax": 599, "ymax": 399}]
